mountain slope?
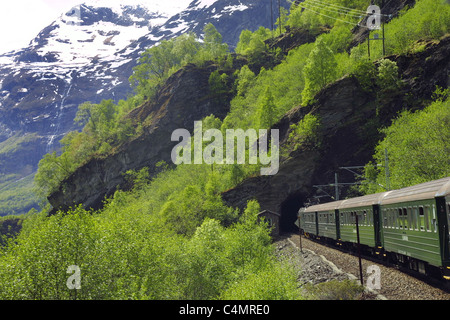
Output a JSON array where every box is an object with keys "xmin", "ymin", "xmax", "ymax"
[{"xmin": 0, "ymin": 0, "xmax": 290, "ymax": 216}]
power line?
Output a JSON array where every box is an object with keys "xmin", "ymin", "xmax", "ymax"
[
  {"xmin": 306, "ymin": 0, "xmax": 367, "ymax": 18},
  {"xmin": 308, "ymin": 0, "xmax": 390, "ymax": 16},
  {"xmin": 308, "ymin": 0, "xmax": 368, "ymax": 15},
  {"xmin": 300, "ymin": 5, "xmax": 368, "ymax": 28}
]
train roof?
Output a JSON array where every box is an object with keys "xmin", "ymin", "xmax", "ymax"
[
  {"xmin": 298, "ymin": 177, "xmax": 450, "ymax": 214},
  {"xmin": 381, "ymin": 177, "xmax": 450, "ymax": 205},
  {"xmin": 338, "ymin": 191, "xmax": 389, "ymax": 210},
  {"xmin": 299, "ymin": 200, "xmax": 345, "ymax": 213}
]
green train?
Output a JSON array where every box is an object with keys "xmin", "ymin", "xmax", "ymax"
[{"xmin": 298, "ymin": 177, "xmax": 450, "ymax": 280}]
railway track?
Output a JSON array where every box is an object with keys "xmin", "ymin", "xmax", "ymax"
[{"xmin": 282, "ymin": 233, "xmax": 450, "ymax": 300}]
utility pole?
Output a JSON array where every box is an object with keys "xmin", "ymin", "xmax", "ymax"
[
  {"xmin": 355, "ymin": 214, "xmax": 364, "ymax": 286},
  {"xmin": 382, "ymin": 0, "xmax": 386, "ymax": 56},
  {"xmin": 278, "ymin": 0, "xmax": 282, "ymax": 35},
  {"xmin": 384, "ymin": 148, "xmax": 390, "ymax": 191},
  {"xmin": 335, "ymin": 173, "xmax": 339, "ymax": 201},
  {"xmin": 271, "ymin": 0, "xmax": 274, "ymax": 39},
  {"xmin": 366, "ymin": 4, "xmax": 384, "ymax": 59}
]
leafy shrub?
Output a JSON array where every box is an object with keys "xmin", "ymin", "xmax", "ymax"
[{"xmin": 360, "ymin": 95, "xmax": 450, "ymax": 194}]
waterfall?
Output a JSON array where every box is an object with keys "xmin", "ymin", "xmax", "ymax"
[{"xmin": 45, "ymin": 74, "xmax": 73, "ymax": 153}]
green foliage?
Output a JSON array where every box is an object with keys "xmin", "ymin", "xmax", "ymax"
[
  {"xmin": 197, "ymin": 23, "xmax": 229, "ymax": 64},
  {"xmin": 129, "ymin": 32, "xmax": 201, "ymax": 98},
  {"xmin": 15, "ymin": 0, "xmax": 449, "ymax": 301},
  {"xmin": 287, "ymin": 114, "xmax": 321, "ymax": 150},
  {"xmin": 286, "ymin": 0, "xmax": 368, "ymax": 32},
  {"xmin": 0, "ymin": 174, "xmax": 38, "ymax": 216},
  {"xmin": 235, "ymin": 27, "xmax": 272, "ymax": 64},
  {"xmin": 302, "ymin": 37, "xmax": 338, "ymax": 105},
  {"xmin": 34, "ymin": 98, "xmax": 137, "ymax": 200},
  {"xmin": 0, "ymin": 179, "xmax": 301, "ymax": 300},
  {"xmin": 223, "ymin": 42, "xmax": 315, "ymax": 131},
  {"xmin": 124, "ymin": 167, "xmax": 150, "ymax": 191},
  {"xmin": 130, "ymin": 23, "xmax": 228, "ymax": 98},
  {"xmin": 384, "ymin": 0, "xmax": 450, "ymax": 55},
  {"xmin": 208, "ymin": 70, "xmax": 229, "ymax": 100},
  {"xmin": 234, "ymin": 65, "xmax": 255, "ymax": 97},
  {"xmin": 360, "ymin": 96, "xmax": 450, "ymax": 194},
  {"xmin": 376, "ymin": 59, "xmax": 401, "ymax": 92},
  {"xmin": 351, "ymin": 59, "xmax": 377, "ymax": 92},
  {"xmin": 256, "ymin": 86, "xmax": 276, "ymax": 129}
]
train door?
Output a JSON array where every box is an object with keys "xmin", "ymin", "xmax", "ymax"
[
  {"xmin": 437, "ymin": 196, "xmax": 450, "ymax": 267},
  {"xmin": 446, "ymin": 196, "xmax": 450, "ymax": 258}
]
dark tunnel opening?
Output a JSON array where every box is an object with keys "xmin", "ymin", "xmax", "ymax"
[{"xmin": 279, "ymin": 193, "xmax": 305, "ymax": 234}]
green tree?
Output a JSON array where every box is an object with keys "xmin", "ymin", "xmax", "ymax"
[
  {"xmin": 360, "ymin": 96, "xmax": 450, "ymax": 194},
  {"xmin": 235, "ymin": 65, "xmax": 256, "ymax": 97},
  {"xmin": 301, "ymin": 37, "xmax": 337, "ymax": 105},
  {"xmin": 257, "ymin": 86, "xmax": 276, "ymax": 129},
  {"xmin": 376, "ymin": 58, "xmax": 401, "ymax": 91},
  {"xmin": 208, "ymin": 70, "xmax": 228, "ymax": 96},
  {"xmin": 194, "ymin": 23, "xmax": 229, "ymax": 65},
  {"xmin": 235, "ymin": 27, "xmax": 271, "ymax": 64}
]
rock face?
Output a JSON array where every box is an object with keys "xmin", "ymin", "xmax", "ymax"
[
  {"xmin": 48, "ymin": 63, "xmax": 232, "ymax": 213},
  {"xmin": 222, "ymin": 35, "xmax": 450, "ymax": 232}
]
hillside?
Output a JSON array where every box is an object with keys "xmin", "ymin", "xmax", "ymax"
[
  {"xmin": 0, "ymin": 0, "xmax": 449, "ymax": 301},
  {"xmin": 0, "ymin": 0, "xmax": 291, "ymax": 216}
]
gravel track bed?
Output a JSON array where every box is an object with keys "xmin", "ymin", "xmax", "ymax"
[{"xmin": 276, "ymin": 233, "xmax": 450, "ymax": 300}]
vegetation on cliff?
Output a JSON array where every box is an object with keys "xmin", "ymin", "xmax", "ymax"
[{"xmin": 0, "ymin": 0, "xmax": 449, "ymax": 300}]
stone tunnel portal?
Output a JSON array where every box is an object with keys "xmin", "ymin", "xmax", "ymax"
[{"xmin": 279, "ymin": 192, "xmax": 305, "ymax": 234}]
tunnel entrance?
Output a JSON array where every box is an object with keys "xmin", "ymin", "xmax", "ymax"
[{"xmin": 279, "ymin": 193, "xmax": 305, "ymax": 234}]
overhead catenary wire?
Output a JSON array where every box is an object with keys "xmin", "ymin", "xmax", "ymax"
[
  {"xmin": 307, "ymin": 0, "xmax": 391, "ymax": 16},
  {"xmin": 299, "ymin": 5, "xmax": 370, "ymax": 28},
  {"xmin": 304, "ymin": 0, "xmax": 368, "ymax": 18}
]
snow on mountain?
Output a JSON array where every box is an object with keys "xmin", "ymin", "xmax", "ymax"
[
  {"xmin": 0, "ymin": 0, "xmax": 291, "ymax": 199},
  {"xmin": 190, "ymin": 0, "xmax": 220, "ymax": 10}
]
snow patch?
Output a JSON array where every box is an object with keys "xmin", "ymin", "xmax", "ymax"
[
  {"xmin": 192, "ymin": 0, "xmax": 218, "ymax": 9},
  {"xmin": 223, "ymin": 4, "xmax": 249, "ymax": 14}
]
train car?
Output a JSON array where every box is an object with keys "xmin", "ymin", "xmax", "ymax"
[
  {"xmin": 378, "ymin": 177, "xmax": 450, "ymax": 277},
  {"xmin": 337, "ymin": 192, "xmax": 387, "ymax": 252},
  {"xmin": 298, "ymin": 200, "xmax": 344, "ymax": 241},
  {"xmin": 297, "ymin": 177, "xmax": 450, "ymax": 280}
]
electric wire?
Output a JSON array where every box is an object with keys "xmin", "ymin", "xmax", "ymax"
[
  {"xmin": 307, "ymin": 0, "xmax": 390, "ymax": 16},
  {"xmin": 306, "ymin": 0, "xmax": 367, "ymax": 18},
  {"xmin": 300, "ymin": 6, "xmax": 367, "ymax": 27},
  {"xmin": 298, "ymin": 4, "xmax": 370, "ymax": 28},
  {"xmin": 300, "ymin": 1, "xmax": 366, "ymax": 19}
]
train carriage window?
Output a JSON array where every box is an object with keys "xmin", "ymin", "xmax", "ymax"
[
  {"xmin": 390, "ymin": 208, "xmax": 394, "ymax": 228},
  {"xmin": 384, "ymin": 209, "xmax": 388, "ymax": 228},
  {"xmin": 432, "ymin": 205, "xmax": 437, "ymax": 233},
  {"xmin": 363, "ymin": 210, "xmax": 367, "ymax": 226},
  {"xmin": 424, "ymin": 206, "xmax": 431, "ymax": 232},
  {"xmin": 389, "ymin": 209, "xmax": 393, "ymax": 228},
  {"xmin": 412, "ymin": 207, "xmax": 418, "ymax": 231},
  {"xmin": 385, "ymin": 209, "xmax": 390, "ymax": 228},
  {"xmin": 402, "ymin": 208, "xmax": 408, "ymax": 230},
  {"xmin": 408, "ymin": 207, "xmax": 413, "ymax": 230},
  {"xmin": 398, "ymin": 208, "xmax": 403, "ymax": 229},
  {"xmin": 418, "ymin": 207, "xmax": 424, "ymax": 231}
]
